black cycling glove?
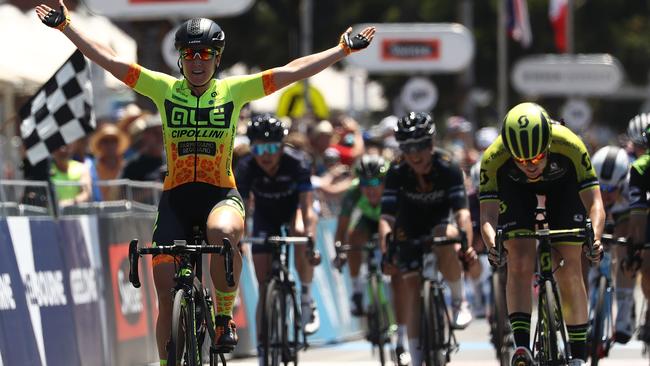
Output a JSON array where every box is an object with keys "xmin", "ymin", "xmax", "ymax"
[
  {"xmin": 340, "ymin": 30, "xmax": 371, "ymax": 55},
  {"xmin": 41, "ymin": 4, "xmax": 70, "ymax": 31}
]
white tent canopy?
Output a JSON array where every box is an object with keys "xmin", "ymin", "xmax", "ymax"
[{"xmin": 0, "ymin": 4, "xmax": 137, "ymax": 91}]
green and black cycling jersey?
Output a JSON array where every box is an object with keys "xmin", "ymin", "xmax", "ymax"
[
  {"xmin": 479, "ymin": 123, "xmax": 598, "ymax": 201},
  {"xmin": 340, "ymin": 179, "xmax": 381, "ymax": 222},
  {"xmin": 629, "ymin": 154, "xmax": 650, "ymax": 214}
]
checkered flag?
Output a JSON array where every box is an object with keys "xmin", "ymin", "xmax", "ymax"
[{"xmin": 19, "ymin": 50, "xmax": 95, "ymax": 165}]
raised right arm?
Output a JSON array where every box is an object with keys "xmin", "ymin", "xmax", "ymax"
[{"xmin": 36, "ymin": 0, "xmax": 131, "ymax": 81}]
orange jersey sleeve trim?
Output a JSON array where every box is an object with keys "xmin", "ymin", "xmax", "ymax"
[
  {"xmin": 262, "ymin": 70, "xmax": 277, "ymax": 95},
  {"xmin": 123, "ymin": 63, "xmax": 142, "ymax": 88}
]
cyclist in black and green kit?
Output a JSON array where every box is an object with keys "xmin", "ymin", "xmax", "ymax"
[
  {"xmin": 479, "ymin": 102, "xmax": 604, "ymax": 366},
  {"xmin": 36, "ymin": 1, "xmax": 375, "ymax": 364},
  {"xmin": 333, "ymin": 154, "xmax": 389, "ymax": 314}
]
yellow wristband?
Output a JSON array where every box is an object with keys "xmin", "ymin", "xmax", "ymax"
[{"xmin": 55, "ymin": 14, "xmax": 70, "ymax": 31}]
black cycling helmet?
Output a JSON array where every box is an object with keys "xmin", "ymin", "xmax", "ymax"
[
  {"xmin": 355, "ymin": 154, "xmax": 390, "ymax": 180},
  {"xmin": 394, "ymin": 112, "xmax": 436, "ymax": 143},
  {"xmin": 246, "ymin": 114, "xmax": 287, "ymax": 142},
  {"xmin": 642, "ymin": 124, "xmax": 650, "ymax": 149},
  {"xmin": 175, "ymin": 18, "xmax": 225, "ymax": 53}
]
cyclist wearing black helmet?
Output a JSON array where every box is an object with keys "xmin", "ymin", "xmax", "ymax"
[
  {"xmin": 379, "ymin": 111, "xmax": 476, "ymax": 366},
  {"xmin": 235, "ymin": 114, "xmax": 321, "ymax": 357},
  {"xmin": 36, "ymin": 1, "xmax": 374, "ymax": 362},
  {"xmin": 333, "ymin": 154, "xmax": 390, "ymax": 314},
  {"xmin": 479, "ymin": 102, "xmax": 604, "ymax": 366}
]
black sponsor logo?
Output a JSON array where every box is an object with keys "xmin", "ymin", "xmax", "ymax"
[
  {"xmin": 517, "ymin": 115, "xmax": 529, "ymax": 128},
  {"xmin": 480, "ymin": 169, "xmax": 489, "ymax": 185},
  {"xmin": 164, "ymin": 100, "xmax": 234, "ymax": 129},
  {"xmin": 178, "ymin": 141, "xmax": 217, "ymax": 156},
  {"xmin": 581, "ymin": 152, "xmax": 592, "ymax": 170}
]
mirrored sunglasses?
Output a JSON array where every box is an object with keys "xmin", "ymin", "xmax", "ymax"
[
  {"xmin": 398, "ymin": 139, "xmax": 432, "ymax": 154},
  {"xmin": 513, "ymin": 151, "xmax": 547, "ymax": 167},
  {"xmin": 360, "ymin": 177, "xmax": 383, "ymax": 187},
  {"xmin": 251, "ymin": 142, "xmax": 282, "ymax": 156},
  {"xmin": 180, "ymin": 48, "xmax": 218, "ymax": 61}
]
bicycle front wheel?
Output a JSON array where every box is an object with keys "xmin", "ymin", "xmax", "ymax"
[
  {"xmin": 262, "ymin": 280, "xmax": 284, "ymax": 366},
  {"xmin": 539, "ymin": 280, "xmax": 560, "ymax": 365},
  {"xmin": 589, "ymin": 276, "xmax": 607, "ymax": 366},
  {"xmin": 422, "ymin": 282, "xmax": 448, "ymax": 366},
  {"xmin": 169, "ymin": 289, "xmax": 200, "ymax": 366}
]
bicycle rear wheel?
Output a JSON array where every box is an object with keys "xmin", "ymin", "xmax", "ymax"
[
  {"xmin": 262, "ymin": 280, "xmax": 283, "ymax": 366},
  {"xmin": 169, "ymin": 289, "xmax": 200, "ymax": 366},
  {"xmin": 589, "ymin": 276, "xmax": 608, "ymax": 366},
  {"xmin": 491, "ymin": 269, "xmax": 512, "ymax": 366}
]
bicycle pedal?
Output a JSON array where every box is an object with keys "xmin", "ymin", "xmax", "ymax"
[{"xmin": 211, "ymin": 344, "xmax": 234, "ymax": 353}]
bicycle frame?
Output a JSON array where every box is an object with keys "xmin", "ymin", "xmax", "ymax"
[
  {"xmin": 495, "ymin": 219, "xmax": 594, "ymax": 365},
  {"xmin": 244, "ymin": 236, "xmax": 312, "ymax": 366}
]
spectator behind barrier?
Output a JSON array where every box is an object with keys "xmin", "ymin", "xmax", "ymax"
[
  {"xmin": 309, "ymin": 120, "xmax": 335, "ymax": 176},
  {"xmin": 89, "ymin": 123, "xmax": 130, "ymax": 200},
  {"xmin": 122, "ymin": 113, "xmax": 165, "ymax": 182},
  {"xmin": 50, "ymin": 143, "xmax": 91, "ymax": 208},
  {"xmin": 329, "ymin": 113, "xmax": 365, "ymax": 166}
]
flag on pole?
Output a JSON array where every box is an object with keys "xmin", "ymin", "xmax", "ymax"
[
  {"xmin": 507, "ymin": 0, "xmax": 533, "ymax": 48},
  {"xmin": 549, "ymin": 0, "xmax": 568, "ymax": 52},
  {"xmin": 19, "ymin": 50, "xmax": 95, "ymax": 165}
]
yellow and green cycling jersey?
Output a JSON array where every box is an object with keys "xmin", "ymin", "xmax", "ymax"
[
  {"xmin": 123, "ymin": 64, "xmax": 276, "ymax": 190},
  {"xmin": 479, "ymin": 123, "xmax": 599, "ymax": 201}
]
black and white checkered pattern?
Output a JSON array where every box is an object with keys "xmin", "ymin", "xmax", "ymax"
[{"xmin": 19, "ymin": 50, "xmax": 95, "ymax": 165}]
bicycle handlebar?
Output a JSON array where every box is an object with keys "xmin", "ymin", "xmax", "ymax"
[
  {"xmin": 128, "ymin": 238, "xmax": 235, "ymax": 288},
  {"xmin": 242, "ymin": 236, "xmax": 311, "ymax": 245},
  {"xmin": 495, "ymin": 219, "xmax": 595, "ymax": 266},
  {"xmin": 600, "ymin": 234, "xmax": 628, "ymax": 246},
  {"xmin": 393, "ymin": 230, "xmax": 468, "ymax": 251}
]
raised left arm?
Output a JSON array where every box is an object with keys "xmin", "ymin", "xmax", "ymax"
[{"xmin": 269, "ymin": 27, "xmax": 375, "ymax": 90}]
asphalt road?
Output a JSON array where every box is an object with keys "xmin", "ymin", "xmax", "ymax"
[{"xmin": 227, "ymin": 318, "xmax": 649, "ymax": 366}]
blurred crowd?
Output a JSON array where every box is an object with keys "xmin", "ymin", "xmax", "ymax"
[{"xmin": 1, "ymin": 100, "xmax": 632, "ymax": 215}]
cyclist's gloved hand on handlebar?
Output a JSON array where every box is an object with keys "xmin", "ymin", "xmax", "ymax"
[
  {"xmin": 488, "ymin": 245, "xmax": 507, "ymax": 268},
  {"xmin": 332, "ymin": 242, "xmax": 348, "ymax": 271},
  {"xmin": 584, "ymin": 239, "xmax": 603, "ymax": 263},
  {"xmin": 458, "ymin": 246, "xmax": 478, "ymax": 270},
  {"xmin": 306, "ymin": 236, "xmax": 322, "ymax": 266},
  {"xmin": 36, "ymin": 0, "xmax": 70, "ymax": 31}
]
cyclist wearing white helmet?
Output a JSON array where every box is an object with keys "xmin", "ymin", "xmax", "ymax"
[{"xmin": 591, "ymin": 146, "xmax": 636, "ymax": 343}]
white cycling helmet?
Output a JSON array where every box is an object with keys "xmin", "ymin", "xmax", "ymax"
[
  {"xmin": 591, "ymin": 145, "xmax": 630, "ymax": 189},
  {"xmin": 627, "ymin": 112, "xmax": 650, "ymax": 146}
]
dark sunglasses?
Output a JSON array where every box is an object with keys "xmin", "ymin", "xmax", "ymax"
[
  {"xmin": 251, "ymin": 142, "xmax": 282, "ymax": 156},
  {"xmin": 513, "ymin": 151, "xmax": 547, "ymax": 167},
  {"xmin": 399, "ymin": 139, "xmax": 432, "ymax": 154},
  {"xmin": 360, "ymin": 177, "xmax": 383, "ymax": 187},
  {"xmin": 180, "ymin": 48, "xmax": 218, "ymax": 61}
]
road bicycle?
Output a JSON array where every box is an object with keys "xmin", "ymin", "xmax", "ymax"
[
  {"xmin": 242, "ymin": 236, "xmax": 315, "ymax": 366},
  {"xmin": 334, "ymin": 238, "xmax": 396, "ymax": 366},
  {"xmin": 390, "ymin": 230, "xmax": 468, "ymax": 366},
  {"xmin": 128, "ymin": 226, "xmax": 235, "ymax": 366},
  {"xmin": 494, "ymin": 213, "xmax": 595, "ymax": 366},
  {"xmin": 587, "ymin": 233, "xmax": 627, "ymax": 365}
]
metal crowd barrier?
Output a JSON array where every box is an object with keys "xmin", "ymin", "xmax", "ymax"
[{"xmin": 0, "ymin": 179, "xmax": 163, "ymax": 217}]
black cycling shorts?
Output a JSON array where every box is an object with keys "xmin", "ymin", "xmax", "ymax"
[
  {"xmin": 152, "ymin": 182, "xmax": 244, "ymax": 266},
  {"xmin": 390, "ymin": 210, "xmax": 452, "ymax": 272},
  {"xmin": 497, "ymin": 176, "xmax": 587, "ymax": 243}
]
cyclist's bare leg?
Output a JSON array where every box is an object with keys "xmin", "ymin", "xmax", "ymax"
[
  {"xmin": 207, "ymin": 206, "xmax": 244, "ymax": 292},
  {"xmin": 641, "ymin": 250, "xmax": 650, "ymax": 300},
  {"xmin": 291, "ymin": 209, "xmax": 313, "ymax": 285},
  {"xmin": 553, "ymin": 242, "xmax": 589, "ymax": 361},
  {"xmin": 207, "ymin": 204, "xmax": 244, "ymax": 345},
  {"xmin": 613, "ymin": 236, "xmax": 636, "ymax": 342},
  {"xmin": 348, "ymin": 228, "xmax": 369, "ymax": 278},
  {"xmin": 391, "ymin": 273, "xmax": 409, "ymax": 349},
  {"xmin": 553, "ymin": 243, "xmax": 588, "ymax": 324},
  {"xmin": 505, "ymin": 238, "xmax": 536, "ymax": 352},
  {"xmin": 153, "ymin": 262, "xmax": 176, "ymax": 360},
  {"xmin": 253, "ymin": 253, "xmax": 272, "ymax": 342},
  {"xmin": 433, "ymin": 224, "xmax": 463, "ymax": 299}
]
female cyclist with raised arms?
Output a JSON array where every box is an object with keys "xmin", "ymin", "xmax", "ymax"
[{"xmin": 35, "ymin": 2, "xmax": 374, "ymax": 364}]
